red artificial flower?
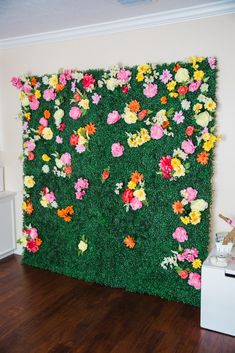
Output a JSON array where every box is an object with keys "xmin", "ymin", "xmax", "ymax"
[
  {"xmin": 28, "ymin": 152, "xmax": 35, "ymax": 160},
  {"xmin": 74, "ymin": 93, "xmax": 81, "ymax": 102},
  {"xmin": 138, "ymin": 109, "xmax": 148, "ymax": 120},
  {"xmin": 59, "ymin": 123, "xmax": 66, "ymax": 132},
  {"xmin": 70, "ymin": 134, "xmax": 79, "ymax": 146},
  {"xmin": 64, "ymin": 166, "xmax": 72, "ymax": 175},
  {"xmin": 102, "ymin": 170, "xmax": 110, "ymax": 181},
  {"xmin": 178, "ymin": 86, "xmax": 188, "ymax": 95},
  {"xmin": 178, "ymin": 270, "xmax": 189, "ymax": 279},
  {"xmin": 122, "ymin": 85, "xmax": 129, "ymax": 94},
  {"xmin": 82, "ymin": 74, "xmax": 95, "ymax": 90},
  {"xmin": 186, "ymin": 126, "xmax": 195, "ymax": 136},
  {"xmin": 27, "ymin": 240, "xmax": 39, "ymax": 253},
  {"xmin": 122, "ymin": 189, "xmax": 133, "ymax": 203}
]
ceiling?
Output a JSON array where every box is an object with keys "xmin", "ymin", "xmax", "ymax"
[{"xmin": 0, "ymin": 0, "xmax": 230, "ymax": 40}]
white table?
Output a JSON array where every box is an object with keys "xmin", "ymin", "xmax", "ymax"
[
  {"xmin": 0, "ymin": 191, "xmax": 17, "ymax": 259},
  {"xmin": 201, "ymin": 247, "xmax": 235, "ymax": 336}
]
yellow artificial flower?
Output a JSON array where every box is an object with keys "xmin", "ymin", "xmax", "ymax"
[
  {"xmin": 205, "ymin": 98, "xmax": 216, "ymax": 112},
  {"xmin": 142, "ymin": 134, "xmax": 150, "ymax": 143},
  {"xmin": 19, "ymin": 91, "xmax": 25, "ymax": 100},
  {"xmin": 140, "ymin": 128, "xmax": 149, "ymax": 137},
  {"xmin": 189, "ymin": 210, "xmax": 201, "ymax": 225},
  {"xmin": 24, "ymin": 175, "xmax": 35, "ymax": 189},
  {"xmin": 192, "ymin": 259, "xmax": 202, "ymax": 269},
  {"xmin": 136, "ymin": 136, "xmax": 144, "ymax": 146},
  {"xmin": 169, "ymin": 92, "xmax": 179, "ymax": 98},
  {"xmin": 180, "ymin": 216, "xmax": 190, "ymax": 225},
  {"xmin": 77, "ymin": 127, "xmax": 86, "ymax": 135},
  {"xmin": 49, "ymin": 74, "xmax": 58, "ymax": 87},
  {"xmin": 193, "ymin": 103, "xmax": 203, "ymax": 113},
  {"xmin": 42, "ymin": 127, "xmax": 53, "ymax": 140},
  {"xmin": 40, "ymin": 196, "xmax": 49, "ymax": 208},
  {"xmin": 136, "ymin": 72, "xmax": 144, "ymax": 82},
  {"xmin": 123, "ymin": 110, "xmax": 138, "ymax": 124},
  {"xmin": 202, "ymin": 132, "xmax": 210, "ymax": 141},
  {"xmin": 24, "ymin": 112, "xmax": 31, "ymax": 120},
  {"xmin": 209, "ymin": 134, "xmax": 217, "ymax": 144},
  {"xmin": 166, "ymin": 80, "xmax": 177, "ymax": 91},
  {"xmin": 22, "ymin": 201, "xmax": 26, "ymax": 211},
  {"xmin": 79, "ymin": 99, "xmax": 90, "ymax": 110},
  {"xmin": 128, "ymin": 181, "xmax": 137, "ymax": 190},
  {"xmin": 194, "ymin": 70, "xmax": 204, "ymax": 81},
  {"xmin": 171, "ymin": 158, "xmax": 181, "ymax": 168},
  {"xmin": 133, "ymin": 188, "xmax": 146, "ymax": 201},
  {"xmin": 128, "ymin": 139, "xmax": 138, "ymax": 148},
  {"xmin": 34, "ymin": 90, "xmax": 41, "ymax": 99},
  {"xmin": 19, "ymin": 235, "xmax": 28, "ymax": 247},
  {"xmin": 77, "ymin": 136, "xmax": 87, "ymax": 145},
  {"xmin": 188, "ymin": 56, "xmax": 204, "ymax": 69},
  {"xmin": 42, "ymin": 154, "xmax": 51, "ymax": 162},
  {"xmin": 203, "ymin": 140, "xmax": 214, "ymax": 152},
  {"xmin": 173, "ymin": 165, "xmax": 185, "ymax": 178},
  {"xmin": 137, "ymin": 64, "xmax": 151, "ymax": 74}
]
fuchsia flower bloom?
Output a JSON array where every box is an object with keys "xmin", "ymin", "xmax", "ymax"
[
  {"xmin": 130, "ymin": 197, "xmax": 143, "ymax": 211},
  {"xmin": 143, "ymin": 83, "xmax": 158, "ymax": 98},
  {"xmin": 75, "ymin": 189, "xmax": 86, "ymax": 200},
  {"xmin": 83, "ymin": 74, "xmax": 95, "ymax": 90},
  {"xmin": 107, "ymin": 111, "xmax": 121, "ymax": 125},
  {"xmin": 181, "ymin": 139, "xmax": 196, "ymax": 154},
  {"xmin": 111, "ymin": 143, "xmax": 124, "ymax": 157},
  {"xmin": 159, "ymin": 156, "xmax": 173, "ymax": 179},
  {"xmin": 22, "ymin": 83, "xmax": 32, "ymax": 93},
  {"xmin": 117, "ymin": 69, "xmax": 131, "ymax": 83},
  {"xmin": 11, "ymin": 76, "xmax": 23, "ymax": 89},
  {"xmin": 45, "ymin": 192, "xmax": 56, "ymax": 203},
  {"xmin": 69, "ymin": 106, "xmax": 81, "ymax": 120},
  {"xmin": 59, "ymin": 73, "xmax": 67, "ymax": 85},
  {"xmin": 172, "ymin": 227, "xmax": 188, "ymax": 243},
  {"xmin": 177, "ymin": 248, "xmax": 199, "ymax": 262},
  {"xmin": 189, "ymin": 81, "xmax": 201, "ymax": 92},
  {"xmin": 43, "ymin": 88, "xmax": 56, "ymax": 101},
  {"xmin": 160, "ymin": 69, "xmax": 172, "ymax": 84},
  {"xmin": 30, "ymin": 227, "xmax": 38, "ymax": 240},
  {"xmin": 150, "ymin": 124, "xmax": 164, "ymax": 140},
  {"xmin": 76, "ymin": 144, "xmax": 86, "ymax": 154},
  {"xmin": 188, "ymin": 272, "xmax": 201, "ymax": 290},
  {"xmin": 30, "ymin": 98, "xmax": 40, "ymax": 111},
  {"xmin": 56, "ymin": 136, "xmax": 63, "ymax": 144},
  {"xmin": 27, "ymin": 240, "xmax": 39, "ymax": 253}
]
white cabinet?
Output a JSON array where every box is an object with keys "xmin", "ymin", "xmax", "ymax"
[
  {"xmin": 200, "ymin": 247, "xmax": 235, "ymax": 336},
  {"xmin": 0, "ymin": 191, "xmax": 16, "ymax": 259}
]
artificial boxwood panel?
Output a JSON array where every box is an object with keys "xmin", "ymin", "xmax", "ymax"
[{"xmin": 12, "ymin": 57, "xmax": 217, "ymax": 306}]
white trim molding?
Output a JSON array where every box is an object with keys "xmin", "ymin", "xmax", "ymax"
[{"xmin": 0, "ymin": 0, "xmax": 234, "ymax": 49}]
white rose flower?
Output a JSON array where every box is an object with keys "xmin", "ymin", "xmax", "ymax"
[
  {"xmin": 191, "ymin": 199, "xmax": 208, "ymax": 212},
  {"xmin": 195, "ymin": 111, "xmax": 212, "ymax": 127},
  {"xmin": 78, "ymin": 240, "xmax": 88, "ymax": 252},
  {"xmin": 42, "ymin": 165, "xmax": 50, "ymax": 173},
  {"xmin": 200, "ymin": 83, "xmax": 209, "ymax": 92},
  {"xmin": 55, "ymin": 158, "xmax": 63, "ymax": 169},
  {"xmin": 42, "ymin": 76, "xmax": 49, "ymax": 84},
  {"xmin": 54, "ymin": 109, "xmax": 64, "ymax": 120},
  {"xmin": 175, "ymin": 68, "xmax": 189, "ymax": 83}
]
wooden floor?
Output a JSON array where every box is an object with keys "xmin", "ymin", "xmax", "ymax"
[{"xmin": 0, "ymin": 256, "xmax": 234, "ymax": 353}]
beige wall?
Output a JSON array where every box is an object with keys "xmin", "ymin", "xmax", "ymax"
[{"xmin": 0, "ymin": 14, "xmax": 234, "ymax": 253}]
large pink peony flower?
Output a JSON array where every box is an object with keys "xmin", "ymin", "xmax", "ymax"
[
  {"xmin": 181, "ymin": 139, "xmax": 196, "ymax": 154},
  {"xmin": 150, "ymin": 124, "xmax": 164, "ymax": 140},
  {"xmin": 25, "ymin": 140, "xmax": 36, "ymax": 152},
  {"xmin": 143, "ymin": 83, "xmax": 158, "ymax": 98},
  {"xmin": 61, "ymin": 153, "xmax": 71, "ymax": 165},
  {"xmin": 43, "ymin": 88, "xmax": 56, "ymax": 101},
  {"xmin": 39, "ymin": 117, "xmax": 48, "ymax": 127},
  {"xmin": 184, "ymin": 187, "xmax": 198, "ymax": 202},
  {"xmin": 117, "ymin": 69, "xmax": 131, "ymax": 83},
  {"xmin": 111, "ymin": 143, "xmax": 124, "ymax": 157},
  {"xmin": 75, "ymin": 178, "xmax": 89, "ymax": 190},
  {"xmin": 188, "ymin": 272, "xmax": 201, "ymax": 290},
  {"xmin": 130, "ymin": 197, "xmax": 143, "ymax": 211},
  {"xmin": 69, "ymin": 106, "xmax": 81, "ymax": 120},
  {"xmin": 172, "ymin": 227, "xmax": 188, "ymax": 243},
  {"xmin": 107, "ymin": 111, "xmax": 121, "ymax": 125},
  {"xmin": 30, "ymin": 98, "xmax": 40, "ymax": 111}
]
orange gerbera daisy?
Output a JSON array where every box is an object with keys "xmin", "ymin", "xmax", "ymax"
[
  {"xmin": 173, "ymin": 63, "xmax": 181, "ymax": 72},
  {"xmin": 55, "ymin": 83, "xmax": 65, "ymax": 92},
  {"xmin": 123, "ymin": 235, "xmax": 136, "ymax": 249},
  {"xmin": 25, "ymin": 200, "xmax": 34, "ymax": 215},
  {"xmin": 172, "ymin": 201, "xmax": 184, "ymax": 214},
  {"xmin": 43, "ymin": 110, "xmax": 51, "ymax": 119},
  {"xmin": 128, "ymin": 100, "xmax": 140, "ymax": 113},
  {"xmin": 85, "ymin": 123, "xmax": 96, "ymax": 135},
  {"xmin": 131, "ymin": 171, "xmax": 144, "ymax": 184},
  {"xmin": 35, "ymin": 238, "xmax": 43, "ymax": 246},
  {"xmin": 197, "ymin": 151, "xmax": 209, "ymax": 165},
  {"xmin": 162, "ymin": 120, "xmax": 170, "ymax": 129},
  {"xmin": 57, "ymin": 206, "xmax": 74, "ymax": 222},
  {"xmin": 38, "ymin": 125, "xmax": 44, "ymax": 136},
  {"xmin": 160, "ymin": 96, "xmax": 168, "ymax": 104},
  {"xmin": 31, "ymin": 77, "xmax": 37, "ymax": 87}
]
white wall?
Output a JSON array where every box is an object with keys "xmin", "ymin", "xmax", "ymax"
[{"xmin": 0, "ymin": 14, "xmax": 234, "ymax": 253}]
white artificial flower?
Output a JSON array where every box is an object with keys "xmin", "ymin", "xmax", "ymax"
[
  {"xmin": 42, "ymin": 165, "xmax": 50, "ymax": 173},
  {"xmin": 106, "ymin": 77, "xmax": 118, "ymax": 91},
  {"xmin": 191, "ymin": 199, "xmax": 208, "ymax": 212},
  {"xmin": 78, "ymin": 240, "xmax": 88, "ymax": 252},
  {"xmin": 145, "ymin": 76, "xmax": 154, "ymax": 83},
  {"xmin": 98, "ymin": 80, "xmax": 104, "ymax": 88},
  {"xmin": 161, "ymin": 251, "xmax": 178, "ymax": 270},
  {"xmin": 197, "ymin": 94, "xmax": 207, "ymax": 103},
  {"xmin": 181, "ymin": 99, "xmax": 191, "ymax": 110},
  {"xmin": 195, "ymin": 111, "xmax": 212, "ymax": 127},
  {"xmin": 200, "ymin": 83, "xmax": 209, "ymax": 92},
  {"xmin": 55, "ymin": 99, "xmax": 61, "ymax": 106},
  {"xmin": 42, "ymin": 76, "xmax": 49, "ymax": 84},
  {"xmin": 175, "ymin": 68, "xmax": 189, "ymax": 83},
  {"xmin": 173, "ymin": 148, "xmax": 188, "ymax": 161}
]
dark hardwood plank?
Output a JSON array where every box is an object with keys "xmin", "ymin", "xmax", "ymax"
[{"xmin": 0, "ymin": 256, "xmax": 234, "ymax": 353}]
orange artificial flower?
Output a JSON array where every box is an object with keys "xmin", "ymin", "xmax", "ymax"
[
  {"xmin": 35, "ymin": 238, "xmax": 42, "ymax": 246},
  {"xmin": 197, "ymin": 151, "xmax": 209, "ymax": 165},
  {"xmin": 160, "ymin": 96, "xmax": 168, "ymax": 104},
  {"xmin": 128, "ymin": 100, "xmax": 140, "ymax": 113},
  {"xmin": 55, "ymin": 83, "xmax": 65, "ymax": 92},
  {"xmin": 44, "ymin": 110, "xmax": 51, "ymax": 119},
  {"xmin": 38, "ymin": 125, "xmax": 44, "ymax": 136},
  {"xmin": 31, "ymin": 77, "xmax": 37, "ymax": 87},
  {"xmin": 131, "ymin": 171, "xmax": 144, "ymax": 184},
  {"xmin": 123, "ymin": 235, "xmax": 136, "ymax": 249},
  {"xmin": 172, "ymin": 201, "xmax": 184, "ymax": 214},
  {"xmin": 173, "ymin": 63, "xmax": 181, "ymax": 72},
  {"xmin": 57, "ymin": 206, "xmax": 74, "ymax": 222},
  {"xmin": 162, "ymin": 120, "xmax": 170, "ymax": 129},
  {"xmin": 85, "ymin": 123, "xmax": 96, "ymax": 135},
  {"xmin": 25, "ymin": 200, "xmax": 34, "ymax": 215}
]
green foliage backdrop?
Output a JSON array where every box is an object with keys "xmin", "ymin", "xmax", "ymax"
[{"xmin": 12, "ymin": 57, "xmax": 218, "ymax": 306}]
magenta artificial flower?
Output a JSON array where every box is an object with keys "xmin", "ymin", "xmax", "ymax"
[
  {"xmin": 107, "ymin": 111, "xmax": 121, "ymax": 125},
  {"xmin": 143, "ymin": 83, "xmax": 158, "ymax": 98},
  {"xmin": 22, "ymin": 83, "xmax": 32, "ymax": 93},
  {"xmin": 83, "ymin": 74, "xmax": 95, "ymax": 90},
  {"xmin": 117, "ymin": 69, "xmax": 131, "ymax": 83},
  {"xmin": 181, "ymin": 139, "xmax": 196, "ymax": 154},
  {"xmin": 172, "ymin": 227, "xmax": 188, "ymax": 243},
  {"xmin": 76, "ymin": 144, "xmax": 86, "ymax": 154},
  {"xmin": 188, "ymin": 272, "xmax": 201, "ymax": 290},
  {"xmin": 30, "ymin": 98, "xmax": 40, "ymax": 111},
  {"xmin": 43, "ymin": 88, "xmax": 56, "ymax": 101},
  {"xmin": 184, "ymin": 187, "xmax": 198, "ymax": 202},
  {"xmin": 159, "ymin": 156, "xmax": 173, "ymax": 178},
  {"xmin": 61, "ymin": 153, "xmax": 71, "ymax": 165},
  {"xmin": 92, "ymin": 93, "xmax": 101, "ymax": 105},
  {"xmin": 111, "ymin": 143, "xmax": 124, "ymax": 157},
  {"xmin": 11, "ymin": 76, "xmax": 23, "ymax": 89},
  {"xmin": 130, "ymin": 197, "xmax": 143, "ymax": 211},
  {"xmin": 150, "ymin": 124, "xmax": 164, "ymax": 140},
  {"xmin": 59, "ymin": 73, "xmax": 67, "ymax": 85},
  {"xmin": 173, "ymin": 111, "xmax": 185, "ymax": 124},
  {"xmin": 27, "ymin": 240, "xmax": 39, "ymax": 253},
  {"xmin": 160, "ymin": 69, "xmax": 172, "ymax": 84},
  {"xmin": 69, "ymin": 106, "xmax": 81, "ymax": 120},
  {"xmin": 178, "ymin": 248, "xmax": 199, "ymax": 262},
  {"xmin": 39, "ymin": 117, "xmax": 48, "ymax": 127},
  {"xmin": 208, "ymin": 57, "xmax": 216, "ymax": 69}
]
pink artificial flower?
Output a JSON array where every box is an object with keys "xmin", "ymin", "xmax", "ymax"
[
  {"xmin": 30, "ymin": 98, "xmax": 40, "ymax": 111},
  {"xmin": 23, "ymin": 122, "xmax": 29, "ymax": 131},
  {"xmin": 74, "ymin": 178, "xmax": 89, "ymax": 190},
  {"xmin": 111, "ymin": 143, "xmax": 124, "ymax": 157},
  {"xmin": 39, "ymin": 117, "xmax": 48, "ymax": 127},
  {"xmin": 208, "ymin": 57, "xmax": 216, "ymax": 69},
  {"xmin": 117, "ymin": 69, "xmax": 131, "ymax": 83},
  {"xmin": 56, "ymin": 136, "xmax": 63, "ymax": 144},
  {"xmin": 46, "ymin": 192, "xmax": 55, "ymax": 203},
  {"xmin": 143, "ymin": 83, "xmax": 158, "ymax": 98},
  {"xmin": 76, "ymin": 144, "xmax": 86, "ymax": 154},
  {"xmin": 188, "ymin": 272, "xmax": 201, "ymax": 290},
  {"xmin": 189, "ymin": 81, "xmax": 201, "ymax": 92},
  {"xmin": 25, "ymin": 140, "xmax": 36, "ymax": 152},
  {"xmin": 160, "ymin": 69, "xmax": 172, "ymax": 84},
  {"xmin": 184, "ymin": 187, "xmax": 198, "ymax": 202},
  {"xmin": 75, "ymin": 189, "xmax": 86, "ymax": 200},
  {"xmin": 173, "ymin": 111, "xmax": 185, "ymax": 124},
  {"xmin": 159, "ymin": 156, "xmax": 173, "ymax": 178},
  {"xmin": 27, "ymin": 240, "xmax": 39, "ymax": 253},
  {"xmin": 130, "ymin": 197, "xmax": 143, "ymax": 211},
  {"xmin": 30, "ymin": 227, "xmax": 38, "ymax": 240},
  {"xmin": 43, "ymin": 88, "xmax": 56, "ymax": 101},
  {"xmin": 83, "ymin": 74, "xmax": 95, "ymax": 90},
  {"xmin": 172, "ymin": 227, "xmax": 188, "ymax": 243},
  {"xmin": 178, "ymin": 248, "xmax": 199, "ymax": 262},
  {"xmin": 69, "ymin": 106, "xmax": 81, "ymax": 120},
  {"xmin": 92, "ymin": 93, "xmax": 101, "ymax": 105},
  {"xmin": 107, "ymin": 111, "xmax": 121, "ymax": 125},
  {"xmin": 59, "ymin": 73, "xmax": 67, "ymax": 85},
  {"xmin": 61, "ymin": 153, "xmax": 71, "ymax": 165},
  {"xmin": 22, "ymin": 83, "xmax": 32, "ymax": 93},
  {"xmin": 150, "ymin": 124, "xmax": 164, "ymax": 140},
  {"xmin": 181, "ymin": 139, "xmax": 196, "ymax": 154},
  {"xmin": 11, "ymin": 77, "xmax": 23, "ymax": 89}
]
